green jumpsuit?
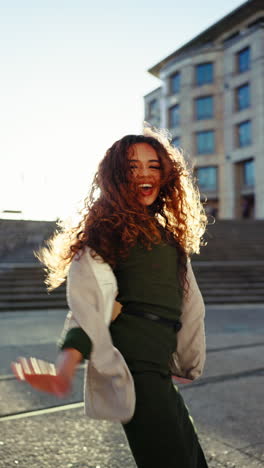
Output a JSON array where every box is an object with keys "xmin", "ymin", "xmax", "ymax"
[{"xmin": 61, "ymin": 241, "xmax": 208, "ymax": 468}]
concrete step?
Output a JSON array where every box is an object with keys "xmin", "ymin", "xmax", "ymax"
[
  {"xmin": 0, "ymin": 271, "xmax": 44, "ymax": 278},
  {"xmin": 0, "ymin": 281, "xmax": 47, "ymax": 293},
  {"xmin": 197, "ymin": 277, "xmax": 264, "ymax": 283},
  {"xmin": 198, "ymin": 289, "xmax": 264, "ymax": 296},
  {"xmin": 205, "ymin": 296, "xmax": 264, "ymax": 304},
  {"xmin": 1, "ymin": 283, "xmax": 263, "ymax": 293},
  {"xmin": 196, "ymin": 272, "xmax": 264, "ymax": 277},
  {"xmin": 0, "ymin": 291, "xmax": 65, "ymax": 301},
  {"xmin": 0, "ymin": 285, "xmax": 65, "ymax": 293},
  {"xmin": 0, "ymin": 276, "xmax": 46, "ymax": 283},
  {"xmin": 197, "ymin": 281, "xmax": 264, "ymax": 286},
  {"xmin": 0, "ymin": 300, "xmax": 67, "ymax": 311}
]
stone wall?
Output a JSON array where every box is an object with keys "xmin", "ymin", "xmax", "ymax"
[
  {"xmin": 0, "ymin": 219, "xmax": 57, "ymax": 261},
  {"xmin": 1, "ymin": 218, "xmax": 264, "ymax": 264}
]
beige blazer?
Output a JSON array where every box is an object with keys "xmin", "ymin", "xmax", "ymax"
[{"xmin": 60, "ymin": 246, "xmax": 206, "ymax": 423}]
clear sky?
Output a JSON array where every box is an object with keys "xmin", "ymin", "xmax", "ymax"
[{"xmin": 0, "ymin": 0, "xmax": 243, "ymax": 220}]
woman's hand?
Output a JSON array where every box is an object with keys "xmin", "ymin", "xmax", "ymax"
[
  {"xmin": 11, "ymin": 356, "xmax": 72, "ymax": 398},
  {"xmin": 11, "ymin": 348, "xmax": 83, "ymax": 397}
]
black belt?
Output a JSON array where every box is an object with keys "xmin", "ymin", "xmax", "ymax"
[{"xmin": 122, "ymin": 308, "xmax": 182, "ymax": 333}]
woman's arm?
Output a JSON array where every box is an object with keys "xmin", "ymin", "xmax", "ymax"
[{"xmin": 56, "ymin": 347, "xmax": 83, "ymax": 380}]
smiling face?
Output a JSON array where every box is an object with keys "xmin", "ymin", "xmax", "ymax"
[{"xmin": 128, "ymin": 143, "xmax": 161, "ymax": 206}]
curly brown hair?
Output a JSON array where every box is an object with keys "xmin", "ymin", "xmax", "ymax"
[{"xmin": 35, "ymin": 127, "xmax": 207, "ymax": 292}]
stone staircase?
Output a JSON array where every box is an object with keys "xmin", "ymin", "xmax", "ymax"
[
  {"xmin": 0, "ymin": 220, "xmax": 264, "ymax": 309},
  {"xmin": 0, "ymin": 265, "xmax": 66, "ymax": 310},
  {"xmin": 193, "ymin": 262, "xmax": 264, "ymax": 304},
  {"xmin": 193, "ymin": 220, "xmax": 264, "ymax": 262},
  {"xmin": 191, "ymin": 220, "xmax": 264, "ymax": 304}
]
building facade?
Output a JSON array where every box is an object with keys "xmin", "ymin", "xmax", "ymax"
[{"xmin": 144, "ymin": 0, "xmax": 264, "ymax": 219}]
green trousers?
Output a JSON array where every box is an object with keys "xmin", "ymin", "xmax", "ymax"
[
  {"xmin": 110, "ymin": 313, "xmax": 208, "ymax": 467},
  {"xmin": 122, "ymin": 371, "xmax": 208, "ymax": 468}
]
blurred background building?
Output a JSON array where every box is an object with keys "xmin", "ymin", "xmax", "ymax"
[{"xmin": 144, "ymin": 0, "xmax": 264, "ymax": 219}]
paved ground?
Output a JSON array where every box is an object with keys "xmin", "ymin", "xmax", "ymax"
[{"xmin": 0, "ymin": 305, "xmax": 264, "ymax": 467}]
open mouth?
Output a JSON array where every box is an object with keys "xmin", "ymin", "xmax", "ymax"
[{"xmin": 138, "ymin": 183, "xmax": 154, "ymax": 197}]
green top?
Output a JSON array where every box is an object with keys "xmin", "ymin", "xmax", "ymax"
[
  {"xmin": 61, "ymin": 237, "xmax": 183, "ymax": 366},
  {"xmin": 114, "ymin": 241, "xmax": 182, "ymax": 320}
]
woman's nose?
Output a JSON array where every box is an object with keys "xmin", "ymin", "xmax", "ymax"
[{"xmin": 137, "ymin": 166, "xmax": 150, "ymax": 177}]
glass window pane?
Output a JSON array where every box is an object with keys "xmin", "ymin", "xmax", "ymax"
[
  {"xmin": 169, "ymin": 105, "xmax": 180, "ymax": 127},
  {"xmin": 170, "ymin": 73, "xmax": 180, "ymax": 94},
  {"xmin": 196, "ymin": 167, "xmax": 217, "ymax": 190},
  {"xmin": 196, "ymin": 130, "xmax": 215, "ymax": 154},
  {"xmin": 172, "ymin": 137, "xmax": 180, "ymax": 147},
  {"xmin": 238, "ymin": 47, "xmax": 250, "ymax": 73},
  {"xmin": 238, "ymin": 121, "xmax": 252, "ymax": 147},
  {"xmin": 196, "ymin": 63, "xmax": 213, "ymax": 85},
  {"xmin": 237, "ymin": 84, "xmax": 250, "ymax": 110},
  {"xmin": 196, "ymin": 96, "xmax": 214, "ymax": 119},
  {"xmin": 148, "ymin": 99, "xmax": 158, "ymax": 118},
  {"xmin": 243, "ymin": 160, "xmax": 254, "ymax": 186}
]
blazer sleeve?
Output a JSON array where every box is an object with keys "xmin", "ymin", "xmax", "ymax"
[
  {"xmin": 57, "ymin": 250, "xmax": 98, "ymax": 352},
  {"xmin": 58, "ymin": 248, "xmax": 119, "ymax": 372},
  {"xmin": 171, "ymin": 259, "xmax": 206, "ymax": 381}
]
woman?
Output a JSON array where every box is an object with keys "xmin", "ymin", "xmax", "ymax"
[{"xmin": 12, "ymin": 127, "xmax": 208, "ymax": 467}]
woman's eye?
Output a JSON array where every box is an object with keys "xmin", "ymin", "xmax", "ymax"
[{"xmin": 129, "ymin": 165, "xmax": 160, "ymax": 170}]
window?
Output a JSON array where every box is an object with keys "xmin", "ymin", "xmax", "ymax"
[
  {"xmin": 171, "ymin": 136, "xmax": 180, "ymax": 147},
  {"xmin": 170, "ymin": 72, "xmax": 180, "ymax": 94},
  {"xmin": 196, "ymin": 167, "xmax": 217, "ymax": 191},
  {"xmin": 237, "ymin": 120, "xmax": 252, "ymax": 147},
  {"xmin": 237, "ymin": 47, "xmax": 250, "ymax": 73},
  {"xmin": 196, "ymin": 63, "xmax": 213, "ymax": 85},
  {"xmin": 243, "ymin": 159, "xmax": 254, "ymax": 186},
  {"xmin": 196, "ymin": 130, "xmax": 215, "ymax": 154},
  {"xmin": 168, "ymin": 105, "xmax": 180, "ymax": 128},
  {"xmin": 236, "ymin": 83, "xmax": 250, "ymax": 111},
  {"xmin": 195, "ymin": 96, "xmax": 214, "ymax": 119},
  {"xmin": 148, "ymin": 99, "xmax": 158, "ymax": 118}
]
